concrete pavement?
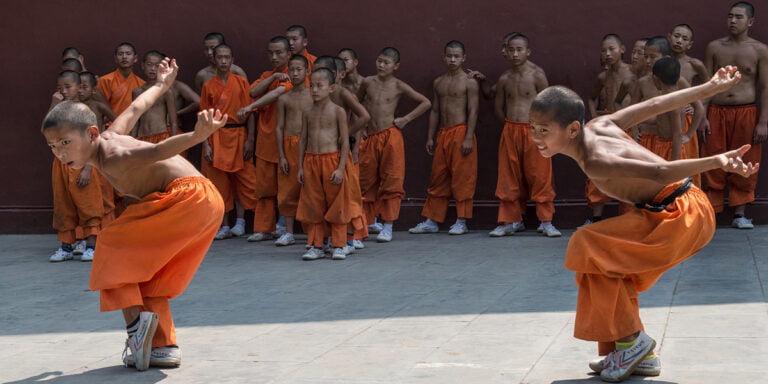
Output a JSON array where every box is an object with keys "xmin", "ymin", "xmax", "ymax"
[{"xmin": 1, "ymin": 225, "xmax": 767, "ymax": 383}]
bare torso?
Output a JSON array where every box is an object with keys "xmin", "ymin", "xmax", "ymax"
[
  {"xmin": 342, "ymin": 73, "xmax": 363, "ymax": 95},
  {"xmin": 360, "ymin": 76, "xmax": 402, "ymax": 132},
  {"xmin": 82, "ymin": 99, "xmax": 108, "ymax": 131},
  {"xmin": 499, "ymin": 62, "xmax": 547, "ymax": 121},
  {"xmin": 678, "ymin": 55, "xmax": 706, "ymax": 85},
  {"xmin": 305, "ymin": 101, "xmax": 345, "ymax": 153},
  {"xmin": 133, "ymin": 85, "xmax": 171, "ymax": 137},
  {"xmin": 434, "ymin": 72, "xmax": 471, "ymax": 126},
  {"xmin": 708, "ymin": 37, "xmax": 766, "ymax": 105},
  {"xmin": 597, "ymin": 62, "xmax": 634, "ymax": 112},
  {"xmin": 282, "ymin": 88, "xmax": 313, "ymax": 136},
  {"xmin": 94, "ymin": 132, "xmax": 201, "ymax": 199}
]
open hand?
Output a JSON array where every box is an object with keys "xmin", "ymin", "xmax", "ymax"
[
  {"xmin": 465, "ymin": 69, "xmax": 486, "ymax": 81},
  {"xmin": 718, "ymin": 144, "xmax": 759, "ymax": 177},
  {"xmin": 157, "ymin": 58, "xmax": 179, "ymax": 88},
  {"xmin": 194, "ymin": 108, "xmax": 227, "ymax": 140},
  {"xmin": 709, "ymin": 66, "xmax": 741, "ymax": 91}
]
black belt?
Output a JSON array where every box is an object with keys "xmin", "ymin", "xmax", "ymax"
[
  {"xmin": 635, "ymin": 178, "xmax": 692, "ymax": 212},
  {"xmin": 223, "ymin": 123, "xmax": 245, "ymax": 128}
]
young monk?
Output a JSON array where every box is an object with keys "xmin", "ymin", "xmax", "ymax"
[
  {"xmin": 357, "ymin": 47, "xmax": 432, "ymax": 242},
  {"xmin": 529, "ymin": 67, "xmax": 753, "ymax": 382},
  {"xmin": 489, "ymin": 33, "xmax": 561, "ymax": 238},
  {"xmin": 132, "ymin": 51, "xmax": 179, "ymax": 143},
  {"xmin": 98, "ymin": 42, "xmax": 145, "ymax": 116},
  {"xmin": 43, "ymin": 58, "xmax": 226, "ymax": 371},
  {"xmin": 286, "ymin": 25, "xmax": 317, "ymax": 70},
  {"xmin": 235, "ymin": 36, "xmax": 294, "ymax": 242},
  {"xmin": 338, "ymin": 48, "xmax": 364, "ymax": 94},
  {"xmin": 703, "ymin": 1, "xmax": 768, "ymax": 228},
  {"xmin": 79, "ymin": 71, "xmax": 117, "ymax": 229},
  {"xmin": 589, "ymin": 34, "xmax": 635, "ymax": 118},
  {"xmin": 61, "ymin": 58, "xmax": 83, "ymax": 73},
  {"xmin": 314, "ymin": 56, "xmax": 371, "ymax": 250},
  {"xmin": 274, "ymin": 55, "xmax": 313, "ymax": 246},
  {"xmin": 47, "ymin": 71, "xmax": 105, "ymax": 263},
  {"xmin": 200, "ymin": 44, "xmax": 256, "ymax": 240},
  {"xmin": 62, "ymin": 47, "xmax": 87, "ymax": 72},
  {"xmin": 194, "ymin": 32, "xmax": 248, "ymax": 92},
  {"xmin": 409, "ymin": 40, "xmax": 478, "ymax": 235},
  {"xmin": 296, "ymin": 68, "xmax": 357, "ymax": 260}
]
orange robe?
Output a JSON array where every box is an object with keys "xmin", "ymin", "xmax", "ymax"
[
  {"xmin": 303, "ymin": 51, "xmax": 317, "ymax": 71},
  {"xmin": 252, "ymin": 70, "xmax": 294, "ymax": 232},
  {"xmin": 565, "ymin": 179, "xmax": 714, "ymax": 355},
  {"xmin": 89, "ymin": 177, "xmax": 224, "ymax": 348},
  {"xmin": 359, "ymin": 127, "xmax": 406, "ymax": 222},
  {"xmin": 97, "ymin": 70, "xmax": 145, "ymax": 115},
  {"xmin": 495, "ymin": 120, "xmax": 555, "ymax": 223},
  {"xmin": 277, "ymin": 135, "xmax": 301, "ymax": 217},
  {"xmin": 422, "ymin": 123, "xmax": 477, "ymax": 222},
  {"xmin": 199, "ymin": 73, "xmax": 257, "ymax": 212},
  {"xmin": 701, "ymin": 104, "xmax": 760, "ymax": 212},
  {"xmin": 52, "ymin": 159, "xmax": 104, "ymax": 244},
  {"xmin": 682, "ymin": 113, "xmax": 701, "ymax": 187},
  {"xmin": 296, "ymin": 152, "xmax": 359, "ymax": 248}
]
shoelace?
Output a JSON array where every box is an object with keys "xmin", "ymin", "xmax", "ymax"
[
  {"xmin": 122, "ymin": 338, "xmax": 131, "ymax": 367},
  {"xmin": 603, "ymin": 350, "xmax": 619, "ymax": 371}
]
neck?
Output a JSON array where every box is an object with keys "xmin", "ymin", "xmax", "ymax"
[
  {"xmin": 118, "ymin": 67, "xmax": 132, "ymax": 78},
  {"xmin": 447, "ymin": 66, "xmax": 464, "ymax": 76},
  {"xmin": 377, "ymin": 73, "xmax": 394, "ymax": 81},
  {"xmin": 274, "ymin": 64, "xmax": 287, "ymax": 72},
  {"xmin": 561, "ymin": 132, "xmax": 585, "ymax": 162},
  {"xmin": 608, "ymin": 61, "xmax": 623, "ymax": 72},
  {"xmin": 292, "ymin": 82, "xmax": 306, "ymax": 91},
  {"xmin": 315, "ymin": 97, "xmax": 331, "ymax": 107},
  {"xmin": 671, "ymin": 51, "xmax": 688, "ymax": 59},
  {"xmin": 730, "ymin": 31, "xmax": 750, "ymax": 42},
  {"xmin": 217, "ymin": 71, "xmax": 230, "ymax": 81},
  {"xmin": 510, "ymin": 61, "xmax": 526, "ymax": 72}
]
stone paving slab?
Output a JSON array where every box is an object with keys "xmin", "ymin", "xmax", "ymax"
[{"xmin": 0, "ymin": 226, "xmax": 766, "ymax": 383}]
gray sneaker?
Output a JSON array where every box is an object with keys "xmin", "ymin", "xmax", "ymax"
[
  {"xmin": 590, "ymin": 353, "xmax": 661, "ymax": 376},
  {"xmin": 732, "ymin": 216, "xmax": 754, "ymax": 229},
  {"xmin": 537, "ymin": 222, "xmax": 562, "ymax": 237},
  {"xmin": 409, "ymin": 220, "xmax": 439, "ymax": 234},
  {"xmin": 123, "ymin": 312, "xmax": 159, "ymax": 371},
  {"xmin": 247, "ymin": 232, "xmax": 273, "ymax": 242},
  {"xmin": 124, "ymin": 346, "xmax": 182, "ymax": 368}
]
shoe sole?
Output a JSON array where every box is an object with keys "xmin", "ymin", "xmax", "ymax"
[
  {"xmin": 126, "ymin": 359, "xmax": 181, "ymax": 368},
  {"xmin": 633, "ymin": 368, "xmax": 661, "ymax": 376},
  {"xmin": 489, "ymin": 232, "xmax": 513, "ymax": 237},
  {"xmin": 136, "ymin": 313, "xmax": 159, "ymax": 371},
  {"xmin": 247, "ymin": 237, "xmax": 271, "ymax": 242},
  {"xmin": 408, "ymin": 230, "xmax": 438, "ymax": 234},
  {"xmin": 604, "ymin": 339, "xmax": 656, "ymax": 383},
  {"xmin": 376, "ymin": 238, "xmax": 391, "ymax": 242},
  {"xmin": 449, "ymin": 231, "xmax": 468, "ymax": 235},
  {"xmin": 275, "ymin": 241, "xmax": 296, "ymax": 247}
]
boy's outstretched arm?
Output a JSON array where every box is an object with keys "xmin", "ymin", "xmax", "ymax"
[
  {"xmin": 108, "ymin": 58, "xmax": 179, "ymax": 135},
  {"xmin": 607, "ymin": 66, "xmax": 741, "ymax": 131},
  {"xmin": 124, "ymin": 109, "xmax": 227, "ymax": 164}
]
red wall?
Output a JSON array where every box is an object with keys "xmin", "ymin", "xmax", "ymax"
[{"xmin": 1, "ymin": 0, "xmax": 766, "ymax": 232}]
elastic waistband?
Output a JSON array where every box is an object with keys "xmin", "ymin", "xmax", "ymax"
[
  {"xmin": 368, "ymin": 126, "xmax": 397, "ymax": 137},
  {"xmin": 635, "ymin": 178, "xmax": 692, "ymax": 212},
  {"xmin": 504, "ymin": 120, "xmax": 529, "ymax": 128},
  {"xmin": 710, "ymin": 103, "xmax": 757, "ymax": 109},
  {"xmin": 305, "ymin": 151, "xmax": 340, "ymax": 158},
  {"xmin": 439, "ymin": 123, "xmax": 467, "ymax": 132},
  {"xmin": 223, "ymin": 123, "xmax": 246, "ymax": 128},
  {"xmin": 165, "ymin": 176, "xmax": 210, "ymax": 191}
]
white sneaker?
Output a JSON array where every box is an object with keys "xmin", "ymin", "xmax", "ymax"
[
  {"xmin": 376, "ymin": 227, "xmax": 392, "ymax": 242},
  {"xmin": 578, "ymin": 219, "xmax": 593, "ymax": 229},
  {"xmin": 247, "ymin": 232, "xmax": 273, "ymax": 242},
  {"xmin": 509, "ymin": 221, "xmax": 525, "ymax": 232},
  {"xmin": 73, "ymin": 240, "xmax": 86, "ymax": 255},
  {"xmin": 589, "ymin": 353, "xmax": 661, "ymax": 376},
  {"xmin": 124, "ymin": 346, "xmax": 182, "ymax": 368},
  {"xmin": 353, "ymin": 239, "xmax": 365, "ymax": 249},
  {"xmin": 489, "ymin": 222, "xmax": 524, "ymax": 237},
  {"xmin": 230, "ymin": 223, "xmax": 246, "ymax": 237},
  {"xmin": 274, "ymin": 233, "xmax": 296, "ymax": 246},
  {"xmin": 302, "ymin": 247, "xmax": 324, "ymax": 261},
  {"xmin": 332, "ymin": 247, "xmax": 347, "ymax": 260},
  {"xmin": 537, "ymin": 222, "xmax": 562, "ymax": 237},
  {"xmin": 448, "ymin": 222, "xmax": 469, "ymax": 235},
  {"xmin": 408, "ymin": 220, "xmax": 439, "ymax": 234},
  {"xmin": 368, "ymin": 222, "xmax": 384, "ymax": 234},
  {"xmin": 214, "ymin": 227, "xmax": 232, "ymax": 240},
  {"xmin": 123, "ymin": 312, "xmax": 159, "ymax": 371},
  {"xmin": 272, "ymin": 224, "xmax": 287, "ymax": 237},
  {"xmin": 599, "ymin": 331, "xmax": 656, "ymax": 382},
  {"xmin": 732, "ymin": 216, "xmax": 754, "ymax": 229},
  {"xmin": 49, "ymin": 247, "xmax": 73, "ymax": 262},
  {"xmin": 80, "ymin": 247, "xmax": 94, "ymax": 262},
  {"xmin": 344, "ymin": 245, "xmax": 355, "ymax": 255}
]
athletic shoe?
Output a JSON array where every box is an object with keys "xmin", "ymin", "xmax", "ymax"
[
  {"xmin": 599, "ymin": 331, "xmax": 656, "ymax": 382},
  {"xmin": 732, "ymin": 216, "xmax": 754, "ymax": 229},
  {"xmin": 538, "ymin": 222, "xmax": 562, "ymax": 237},
  {"xmin": 214, "ymin": 227, "xmax": 231, "ymax": 240},
  {"xmin": 376, "ymin": 227, "xmax": 392, "ymax": 242},
  {"xmin": 274, "ymin": 233, "xmax": 296, "ymax": 246},
  {"xmin": 367, "ymin": 222, "xmax": 384, "ymax": 234},
  {"xmin": 302, "ymin": 248, "xmax": 324, "ymax": 261},
  {"xmin": 230, "ymin": 223, "xmax": 246, "ymax": 237},
  {"xmin": 49, "ymin": 247, "xmax": 73, "ymax": 262},
  {"xmin": 123, "ymin": 312, "xmax": 159, "ymax": 371},
  {"xmin": 332, "ymin": 247, "xmax": 347, "ymax": 260},
  {"xmin": 80, "ymin": 248, "xmax": 94, "ymax": 262},
  {"xmin": 589, "ymin": 353, "xmax": 661, "ymax": 376},
  {"xmin": 448, "ymin": 222, "xmax": 469, "ymax": 235},
  {"xmin": 578, "ymin": 219, "xmax": 593, "ymax": 229},
  {"xmin": 345, "ymin": 245, "xmax": 355, "ymax": 255},
  {"xmin": 247, "ymin": 232, "xmax": 272, "ymax": 242},
  {"xmin": 73, "ymin": 240, "xmax": 86, "ymax": 255},
  {"xmin": 408, "ymin": 220, "xmax": 438, "ymax": 234},
  {"xmin": 352, "ymin": 239, "xmax": 365, "ymax": 249},
  {"xmin": 509, "ymin": 221, "xmax": 525, "ymax": 232},
  {"xmin": 124, "ymin": 346, "xmax": 182, "ymax": 368},
  {"xmin": 272, "ymin": 224, "xmax": 287, "ymax": 237}
]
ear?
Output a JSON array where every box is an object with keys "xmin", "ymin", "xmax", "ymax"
[
  {"xmin": 620, "ymin": 45, "xmax": 626, "ymax": 54},
  {"xmin": 88, "ymin": 125, "xmax": 99, "ymax": 139},
  {"xmin": 748, "ymin": 18, "xmax": 755, "ymax": 28},
  {"xmin": 393, "ymin": 62, "xmax": 400, "ymax": 70},
  {"xmin": 567, "ymin": 120, "xmax": 581, "ymax": 138}
]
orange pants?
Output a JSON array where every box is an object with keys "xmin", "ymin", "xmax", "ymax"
[
  {"xmin": 495, "ymin": 121, "xmax": 555, "ymax": 223},
  {"xmin": 682, "ymin": 114, "xmax": 701, "ymax": 187},
  {"xmin": 277, "ymin": 135, "xmax": 301, "ymax": 217},
  {"xmin": 51, "ymin": 159, "xmax": 104, "ymax": 244},
  {"xmin": 640, "ymin": 133, "xmax": 686, "ymax": 161},
  {"xmin": 701, "ymin": 104, "xmax": 760, "ymax": 211},
  {"xmin": 422, "ymin": 123, "xmax": 477, "ymax": 222},
  {"xmin": 254, "ymin": 157, "xmax": 278, "ymax": 233},
  {"xmin": 296, "ymin": 152, "xmax": 358, "ymax": 248},
  {"xmin": 585, "ymin": 179, "xmax": 612, "ymax": 207},
  {"xmin": 359, "ymin": 127, "xmax": 406, "ymax": 222},
  {"xmin": 89, "ymin": 177, "xmax": 224, "ymax": 347},
  {"xmin": 137, "ymin": 131, "xmax": 170, "ymax": 144},
  {"xmin": 201, "ymin": 157, "xmax": 257, "ymax": 213},
  {"xmin": 346, "ymin": 156, "xmax": 368, "ymax": 240},
  {"xmin": 565, "ymin": 181, "xmax": 714, "ymax": 355}
]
